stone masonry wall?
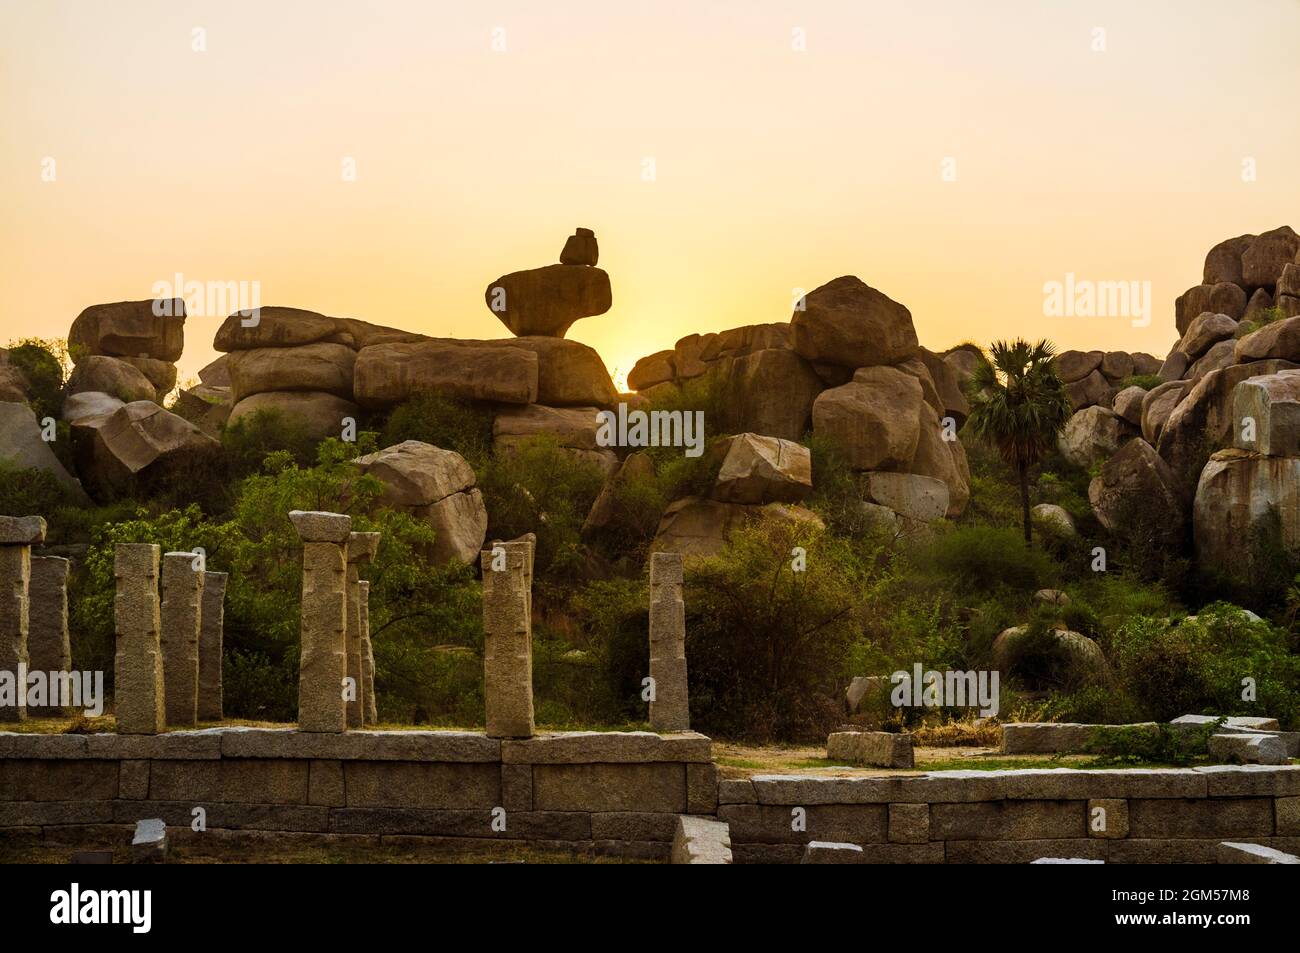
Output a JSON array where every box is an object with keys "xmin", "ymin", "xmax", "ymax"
[
  {"xmin": 2, "ymin": 730, "xmax": 1298, "ymax": 862},
  {"xmin": 719, "ymin": 768, "xmax": 1300, "ymax": 863}
]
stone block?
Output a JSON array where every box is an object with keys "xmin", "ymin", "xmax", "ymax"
[
  {"xmin": 198, "ymin": 571, "xmax": 227, "ymax": 721},
  {"xmin": 0, "ymin": 732, "xmax": 89, "ymax": 759},
  {"xmin": 929, "ymin": 800, "xmax": 1086, "ymax": 840},
  {"xmin": 501, "ymin": 764, "xmax": 533, "ymax": 812},
  {"xmin": 686, "ymin": 762, "xmax": 718, "ymax": 813},
  {"xmin": 501, "ymin": 730, "xmax": 711, "ymax": 764},
  {"xmin": 1276, "ymin": 796, "xmax": 1300, "ymax": 835},
  {"xmin": 130, "ymin": 818, "xmax": 167, "ymax": 863},
  {"xmin": 1208, "ymin": 732, "xmax": 1287, "ymax": 765},
  {"xmin": 147, "ymin": 759, "xmax": 309, "ymax": 804},
  {"xmin": 590, "ymin": 812, "xmax": 680, "ymax": 842},
  {"xmin": 160, "ymin": 552, "xmax": 203, "ymax": 727},
  {"xmin": 0, "ymin": 515, "xmax": 47, "ymax": 545},
  {"xmin": 1198, "ymin": 765, "xmax": 1300, "ymax": 797},
  {"xmin": 119, "ymin": 760, "xmax": 150, "ymax": 800},
  {"xmin": 718, "ymin": 778, "xmax": 756, "ymax": 803},
  {"xmin": 308, "ymin": 759, "xmax": 345, "ymax": 806},
  {"xmin": 670, "ymin": 815, "xmax": 732, "ymax": 864},
  {"xmin": 1127, "ymin": 797, "xmax": 1274, "ymax": 838},
  {"xmin": 1216, "ymin": 841, "xmax": 1300, "ymax": 864},
  {"xmin": 85, "ymin": 729, "xmax": 224, "ymax": 760},
  {"xmin": 999, "ymin": 768, "xmax": 1206, "ymax": 800},
  {"xmin": 827, "ymin": 730, "xmax": 914, "ymax": 768},
  {"xmin": 1087, "ymin": 798, "xmax": 1128, "ymax": 838},
  {"xmin": 297, "ymin": 539, "xmax": 348, "ymax": 733},
  {"xmin": 945, "ymin": 838, "xmax": 1106, "ymax": 864},
  {"xmin": 481, "ymin": 539, "xmax": 534, "ymax": 739},
  {"xmin": 717, "ymin": 803, "xmax": 888, "ymax": 844},
  {"xmin": 532, "ymin": 763, "xmax": 686, "ymax": 813},
  {"xmin": 113, "ymin": 544, "xmax": 165, "ymax": 735},
  {"xmin": 288, "ymin": 510, "xmax": 352, "ymax": 543},
  {"xmin": 26, "ymin": 556, "xmax": 71, "ymax": 716},
  {"xmin": 0, "ymin": 759, "xmax": 118, "ymax": 800},
  {"xmin": 0, "ymin": 543, "xmax": 31, "ymax": 724},
  {"xmin": 749, "ymin": 772, "xmax": 1005, "ymax": 805},
  {"xmin": 801, "ymin": 841, "xmax": 863, "ymax": 863},
  {"xmin": 342, "ymin": 761, "xmax": 500, "ymax": 809},
  {"xmin": 218, "ymin": 726, "xmax": 501, "ymax": 761},
  {"xmin": 888, "ymin": 802, "xmax": 930, "ymax": 843}
]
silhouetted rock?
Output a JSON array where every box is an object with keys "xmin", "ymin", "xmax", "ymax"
[
  {"xmin": 69, "ymin": 299, "xmax": 185, "ymax": 362},
  {"xmin": 791, "ymin": 276, "xmax": 918, "ymax": 368},
  {"xmin": 559, "ymin": 227, "xmax": 599, "ymax": 266},
  {"xmin": 353, "ymin": 341, "xmax": 538, "ymax": 407},
  {"xmin": 485, "ymin": 263, "xmax": 612, "ymax": 338}
]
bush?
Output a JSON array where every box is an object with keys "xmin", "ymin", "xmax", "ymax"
[
  {"xmin": 1118, "ymin": 374, "xmax": 1162, "ymax": 391},
  {"xmin": 918, "ymin": 525, "xmax": 1058, "ymax": 595},
  {"xmin": 685, "ymin": 519, "xmax": 880, "ymax": 741},
  {"xmin": 0, "ymin": 463, "xmax": 80, "ymax": 519},
  {"xmin": 5, "ymin": 338, "xmax": 68, "ymax": 420},
  {"xmin": 378, "ymin": 393, "xmax": 494, "ymax": 472},
  {"xmin": 1083, "ymin": 718, "xmax": 1224, "ymax": 766},
  {"xmin": 221, "ymin": 408, "xmax": 323, "ymax": 479},
  {"xmin": 478, "ymin": 435, "xmax": 607, "ymax": 578}
]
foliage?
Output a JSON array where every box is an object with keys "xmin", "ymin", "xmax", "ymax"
[
  {"xmin": 1118, "ymin": 374, "xmax": 1162, "ymax": 391},
  {"xmin": 221, "ymin": 407, "xmax": 323, "ymax": 479},
  {"xmin": 1233, "ymin": 305, "xmax": 1285, "ymax": 340},
  {"xmin": 1083, "ymin": 718, "xmax": 1224, "ymax": 767},
  {"xmin": 917, "ymin": 525, "xmax": 1057, "ymax": 595},
  {"xmin": 685, "ymin": 520, "xmax": 881, "ymax": 741},
  {"xmin": 5, "ymin": 338, "xmax": 68, "ymax": 420},
  {"xmin": 378, "ymin": 393, "xmax": 495, "ymax": 472},
  {"xmin": 477, "ymin": 435, "xmax": 606, "ymax": 578}
]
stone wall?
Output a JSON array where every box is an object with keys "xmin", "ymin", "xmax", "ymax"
[
  {"xmin": 718, "ymin": 768, "xmax": 1300, "ymax": 863},
  {"xmin": 3, "ymin": 729, "xmax": 1297, "ymax": 862},
  {"xmin": 0, "ymin": 728, "xmax": 713, "ymax": 861}
]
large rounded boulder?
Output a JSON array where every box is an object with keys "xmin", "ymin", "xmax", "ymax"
[{"xmin": 791, "ymin": 276, "xmax": 918, "ymax": 369}]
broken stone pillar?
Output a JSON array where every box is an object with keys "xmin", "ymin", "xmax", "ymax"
[
  {"xmin": 359, "ymin": 580, "xmax": 377, "ymax": 725},
  {"xmin": 160, "ymin": 552, "xmax": 204, "ymax": 727},
  {"xmin": 345, "ymin": 532, "xmax": 380, "ymax": 729},
  {"xmin": 648, "ymin": 551, "xmax": 689, "ymax": 731},
  {"xmin": 480, "ymin": 536, "xmax": 535, "ymax": 739},
  {"xmin": 290, "ymin": 510, "xmax": 351, "ymax": 733},
  {"xmin": 28, "ymin": 555, "xmax": 71, "ymax": 716},
  {"xmin": 0, "ymin": 516, "xmax": 44, "ymax": 723},
  {"xmin": 198, "ymin": 571, "xmax": 227, "ymax": 721},
  {"xmin": 114, "ymin": 543, "xmax": 165, "ymax": 734}
]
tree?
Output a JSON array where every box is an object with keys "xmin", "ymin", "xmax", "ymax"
[{"xmin": 964, "ymin": 340, "xmax": 1072, "ymax": 546}]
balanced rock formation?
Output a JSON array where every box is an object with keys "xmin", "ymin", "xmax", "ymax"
[
  {"xmin": 485, "ymin": 229, "xmax": 612, "ymax": 337},
  {"xmin": 67, "ymin": 299, "xmax": 186, "ymax": 402}
]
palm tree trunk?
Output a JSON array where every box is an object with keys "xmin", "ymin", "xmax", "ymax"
[{"xmin": 1019, "ymin": 461, "xmax": 1032, "ymax": 546}]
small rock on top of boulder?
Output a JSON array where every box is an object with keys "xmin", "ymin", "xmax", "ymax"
[{"xmin": 559, "ymin": 227, "xmax": 599, "ymax": 266}]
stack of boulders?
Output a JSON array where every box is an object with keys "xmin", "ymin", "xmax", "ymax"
[
  {"xmin": 629, "ymin": 276, "xmax": 973, "ymax": 534},
  {"xmin": 1062, "ymin": 227, "xmax": 1300, "ymax": 580},
  {"xmin": 66, "ymin": 299, "xmax": 185, "ymax": 403},
  {"xmin": 648, "ymin": 432, "xmax": 821, "ymax": 557}
]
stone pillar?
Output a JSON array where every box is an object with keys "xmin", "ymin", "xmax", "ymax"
[
  {"xmin": 113, "ymin": 543, "xmax": 165, "ymax": 734},
  {"xmin": 160, "ymin": 552, "xmax": 204, "ymax": 727},
  {"xmin": 0, "ymin": 516, "xmax": 44, "ymax": 723},
  {"xmin": 28, "ymin": 555, "xmax": 71, "ymax": 716},
  {"xmin": 290, "ymin": 510, "xmax": 351, "ymax": 733},
  {"xmin": 198, "ymin": 571, "xmax": 227, "ymax": 721},
  {"xmin": 648, "ymin": 551, "xmax": 689, "ymax": 731},
  {"xmin": 480, "ymin": 536, "xmax": 534, "ymax": 739},
  {"xmin": 345, "ymin": 532, "xmax": 380, "ymax": 729},
  {"xmin": 359, "ymin": 580, "xmax": 377, "ymax": 725}
]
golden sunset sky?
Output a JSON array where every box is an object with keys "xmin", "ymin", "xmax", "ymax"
[{"xmin": 2, "ymin": 0, "xmax": 1298, "ymax": 391}]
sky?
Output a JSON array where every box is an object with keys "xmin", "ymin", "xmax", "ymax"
[{"xmin": 2, "ymin": 0, "xmax": 1298, "ymax": 391}]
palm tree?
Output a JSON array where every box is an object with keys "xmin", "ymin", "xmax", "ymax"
[{"xmin": 964, "ymin": 339, "xmax": 1072, "ymax": 546}]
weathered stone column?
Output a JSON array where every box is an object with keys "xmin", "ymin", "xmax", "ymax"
[
  {"xmin": 648, "ymin": 551, "xmax": 689, "ymax": 731},
  {"xmin": 199, "ymin": 570, "xmax": 227, "ymax": 721},
  {"xmin": 359, "ymin": 580, "xmax": 377, "ymax": 725},
  {"xmin": 480, "ymin": 536, "xmax": 534, "ymax": 739},
  {"xmin": 0, "ymin": 516, "xmax": 44, "ymax": 723},
  {"xmin": 28, "ymin": 555, "xmax": 71, "ymax": 716},
  {"xmin": 114, "ymin": 543, "xmax": 165, "ymax": 734},
  {"xmin": 290, "ymin": 510, "xmax": 351, "ymax": 733},
  {"xmin": 345, "ymin": 532, "xmax": 380, "ymax": 729},
  {"xmin": 160, "ymin": 552, "xmax": 204, "ymax": 727}
]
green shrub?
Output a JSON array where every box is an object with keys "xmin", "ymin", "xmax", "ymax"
[
  {"xmin": 221, "ymin": 408, "xmax": 323, "ymax": 479},
  {"xmin": 478, "ymin": 435, "xmax": 606, "ymax": 578},
  {"xmin": 1118, "ymin": 374, "xmax": 1162, "ymax": 391},
  {"xmin": 0, "ymin": 463, "xmax": 80, "ymax": 519},
  {"xmin": 1083, "ymin": 718, "xmax": 1224, "ymax": 766},
  {"xmin": 5, "ymin": 338, "xmax": 68, "ymax": 420},
  {"xmin": 1233, "ymin": 306, "xmax": 1285, "ymax": 340},
  {"xmin": 917, "ymin": 525, "xmax": 1058, "ymax": 595},
  {"xmin": 378, "ymin": 393, "xmax": 494, "ymax": 471},
  {"xmin": 685, "ymin": 519, "xmax": 880, "ymax": 741},
  {"xmin": 570, "ymin": 578, "xmax": 651, "ymax": 722}
]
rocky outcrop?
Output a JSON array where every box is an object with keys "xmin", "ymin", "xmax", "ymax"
[
  {"xmin": 227, "ymin": 342, "xmax": 357, "ymax": 403},
  {"xmin": 354, "ymin": 440, "xmax": 487, "ymax": 564},
  {"xmin": 1058, "ymin": 406, "xmax": 1134, "ymax": 469},
  {"xmin": 791, "ymin": 276, "xmax": 918, "ymax": 368},
  {"xmin": 1232, "ymin": 370, "xmax": 1300, "ymax": 457},
  {"xmin": 1141, "ymin": 380, "xmax": 1190, "ymax": 444},
  {"xmin": 65, "ymin": 355, "xmax": 157, "ymax": 403},
  {"xmin": 354, "ymin": 341, "xmax": 538, "ymax": 408},
  {"xmin": 710, "ymin": 433, "xmax": 812, "ymax": 504},
  {"xmin": 69, "ymin": 299, "xmax": 185, "ymax": 362},
  {"xmin": 1194, "ymin": 449, "xmax": 1300, "ymax": 583},
  {"xmin": 1088, "ymin": 438, "xmax": 1181, "ymax": 538},
  {"xmin": 812, "ymin": 367, "xmax": 921, "ymax": 471},
  {"xmin": 226, "ymin": 391, "xmax": 360, "ymax": 440},
  {"xmin": 650, "ymin": 496, "xmax": 824, "ymax": 559},
  {"xmin": 0, "ymin": 402, "xmax": 90, "ymax": 502},
  {"xmin": 73, "ymin": 400, "xmax": 219, "ymax": 498},
  {"xmin": 492, "ymin": 404, "xmax": 618, "ymax": 475},
  {"xmin": 720, "ymin": 347, "xmax": 822, "ymax": 441}
]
